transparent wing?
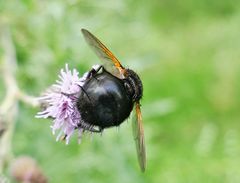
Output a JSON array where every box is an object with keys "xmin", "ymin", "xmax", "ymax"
[
  {"xmin": 81, "ymin": 29, "xmax": 125, "ymax": 78},
  {"xmin": 132, "ymin": 102, "xmax": 146, "ymax": 172}
]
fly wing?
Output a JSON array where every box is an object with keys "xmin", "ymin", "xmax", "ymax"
[
  {"xmin": 81, "ymin": 29, "xmax": 125, "ymax": 78},
  {"xmin": 132, "ymin": 102, "xmax": 146, "ymax": 172}
]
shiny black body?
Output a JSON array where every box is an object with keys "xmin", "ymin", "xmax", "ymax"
[{"xmin": 77, "ymin": 67, "xmax": 142, "ymax": 130}]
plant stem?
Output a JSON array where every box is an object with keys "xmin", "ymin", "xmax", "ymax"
[
  {"xmin": 0, "ymin": 26, "xmax": 18, "ymax": 173},
  {"xmin": 0, "ymin": 25, "xmax": 39, "ymax": 173}
]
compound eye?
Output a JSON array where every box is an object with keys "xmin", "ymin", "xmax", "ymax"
[{"xmin": 124, "ymin": 80, "xmax": 134, "ymax": 98}]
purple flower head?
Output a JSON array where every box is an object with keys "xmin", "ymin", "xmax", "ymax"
[{"xmin": 36, "ymin": 64, "xmax": 98, "ymax": 144}]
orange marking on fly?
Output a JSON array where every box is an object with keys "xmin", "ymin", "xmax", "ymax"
[
  {"xmin": 136, "ymin": 103, "xmax": 142, "ymax": 121},
  {"xmin": 81, "ymin": 28, "xmax": 127, "ymax": 78},
  {"xmin": 98, "ymin": 40, "xmax": 125, "ymax": 70},
  {"xmin": 136, "ymin": 102, "xmax": 144, "ymax": 135},
  {"xmin": 100, "ymin": 45, "xmax": 126, "ymax": 76}
]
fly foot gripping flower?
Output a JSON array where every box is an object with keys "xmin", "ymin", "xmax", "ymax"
[{"xmin": 36, "ymin": 64, "xmax": 100, "ymax": 144}]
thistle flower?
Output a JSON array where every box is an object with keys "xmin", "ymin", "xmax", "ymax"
[{"xmin": 36, "ymin": 64, "xmax": 96, "ymax": 144}]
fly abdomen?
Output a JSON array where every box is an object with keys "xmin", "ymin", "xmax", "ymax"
[{"xmin": 77, "ymin": 69, "xmax": 133, "ymax": 129}]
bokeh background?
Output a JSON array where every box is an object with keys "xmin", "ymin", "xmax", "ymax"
[{"xmin": 1, "ymin": 0, "xmax": 240, "ymax": 182}]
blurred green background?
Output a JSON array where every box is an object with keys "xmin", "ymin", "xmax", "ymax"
[{"xmin": 1, "ymin": 0, "xmax": 240, "ymax": 182}]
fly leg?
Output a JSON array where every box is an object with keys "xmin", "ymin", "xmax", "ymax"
[
  {"xmin": 60, "ymin": 65, "xmax": 103, "ymax": 98},
  {"xmin": 77, "ymin": 121, "xmax": 103, "ymax": 133},
  {"xmin": 85, "ymin": 65, "xmax": 103, "ymax": 81}
]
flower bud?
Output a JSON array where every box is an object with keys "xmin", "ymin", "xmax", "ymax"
[{"xmin": 10, "ymin": 156, "xmax": 47, "ymax": 183}]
